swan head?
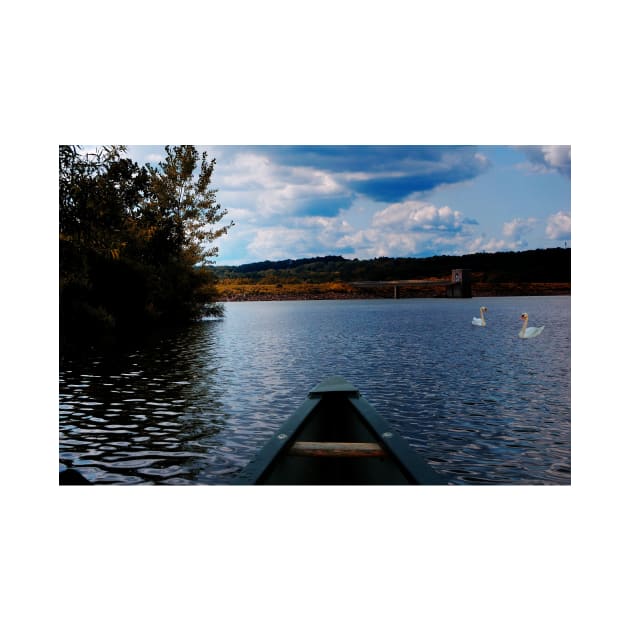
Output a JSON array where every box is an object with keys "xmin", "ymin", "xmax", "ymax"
[
  {"xmin": 520, "ymin": 313, "xmax": 529, "ymax": 321},
  {"xmin": 481, "ymin": 306, "xmax": 488, "ymax": 312}
]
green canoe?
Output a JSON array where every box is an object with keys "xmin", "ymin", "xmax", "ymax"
[{"xmin": 235, "ymin": 376, "xmax": 445, "ymax": 485}]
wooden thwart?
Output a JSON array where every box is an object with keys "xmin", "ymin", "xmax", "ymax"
[{"xmin": 289, "ymin": 441, "xmax": 386, "ymax": 458}]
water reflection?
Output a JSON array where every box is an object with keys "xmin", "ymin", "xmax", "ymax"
[{"xmin": 59, "ymin": 322, "xmax": 230, "ymax": 484}]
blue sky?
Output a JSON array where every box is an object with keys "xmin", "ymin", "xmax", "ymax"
[{"xmin": 125, "ymin": 145, "xmax": 570, "ymax": 267}]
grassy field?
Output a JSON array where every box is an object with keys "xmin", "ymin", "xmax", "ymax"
[
  {"xmin": 217, "ymin": 280, "xmax": 360, "ymax": 301},
  {"xmin": 216, "ymin": 279, "xmax": 570, "ymax": 301}
]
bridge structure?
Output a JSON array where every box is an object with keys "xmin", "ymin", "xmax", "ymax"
[{"xmin": 349, "ymin": 268, "xmax": 472, "ymax": 299}]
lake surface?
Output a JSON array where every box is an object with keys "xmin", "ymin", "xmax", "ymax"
[{"xmin": 59, "ymin": 296, "xmax": 570, "ymax": 484}]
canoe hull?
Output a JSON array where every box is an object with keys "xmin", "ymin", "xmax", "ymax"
[{"xmin": 235, "ymin": 376, "xmax": 444, "ymax": 485}]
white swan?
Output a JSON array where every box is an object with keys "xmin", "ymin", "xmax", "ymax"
[
  {"xmin": 518, "ymin": 313, "xmax": 544, "ymax": 338},
  {"xmin": 472, "ymin": 306, "xmax": 488, "ymax": 326}
]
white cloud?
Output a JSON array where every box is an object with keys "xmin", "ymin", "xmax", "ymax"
[
  {"xmin": 337, "ymin": 229, "xmax": 420, "ymax": 259},
  {"xmin": 271, "ymin": 167, "xmax": 344, "ymax": 205},
  {"xmin": 372, "ymin": 200, "xmax": 469, "ymax": 232},
  {"xmin": 463, "ymin": 236, "xmax": 519, "ymax": 253},
  {"xmin": 220, "ymin": 152, "xmax": 276, "ymax": 189},
  {"xmin": 545, "ymin": 211, "xmax": 571, "ymax": 240},
  {"xmin": 300, "ymin": 215, "xmax": 354, "ymax": 235},
  {"xmin": 245, "ymin": 214, "xmax": 355, "ymax": 261},
  {"xmin": 243, "ymin": 207, "xmax": 449, "ymax": 261},
  {"xmin": 246, "ymin": 226, "xmax": 310, "ymax": 260},
  {"xmin": 517, "ymin": 145, "xmax": 571, "ymax": 177},
  {"xmin": 503, "ymin": 217, "xmax": 537, "ymax": 239},
  {"xmin": 216, "ymin": 152, "xmax": 348, "ymax": 219},
  {"xmin": 542, "ymin": 145, "xmax": 571, "ymax": 171},
  {"xmin": 301, "ymin": 200, "xmax": 481, "ymax": 259}
]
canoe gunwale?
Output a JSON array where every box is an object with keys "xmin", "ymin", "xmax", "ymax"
[
  {"xmin": 347, "ymin": 394, "xmax": 443, "ymax": 484},
  {"xmin": 234, "ymin": 376, "xmax": 445, "ymax": 485},
  {"xmin": 233, "ymin": 395, "xmax": 320, "ymax": 485}
]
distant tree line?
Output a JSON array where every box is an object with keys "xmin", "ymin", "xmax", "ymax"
[
  {"xmin": 60, "ymin": 145, "xmax": 232, "ymax": 349},
  {"xmin": 215, "ymin": 248, "xmax": 571, "ymax": 284}
]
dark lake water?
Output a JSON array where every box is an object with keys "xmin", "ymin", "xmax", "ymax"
[{"xmin": 59, "ymin": 296, "xmax": 570, "ymax": 484}]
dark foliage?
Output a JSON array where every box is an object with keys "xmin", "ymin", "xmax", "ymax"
[
  {"xmin": 60, "ymin": 145, "xmax": 231, "ymax": 350},
  {"xmin": 215, "ymin": 248, "xmax": 571, "ymax": 284}
]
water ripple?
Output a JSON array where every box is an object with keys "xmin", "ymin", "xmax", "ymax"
[{"xmin": 59, "ymin": 297, "xmax": 570, "ymax": 484}]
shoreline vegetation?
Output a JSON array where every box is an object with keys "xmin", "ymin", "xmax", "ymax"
[
  {"xmin": 214, "ymin": 248, "xmax": 571, "ymax": 301},
  {"xmin": 217, "ymin": 279, "xmax": 571, "ymax": 301},
  {"xmin": 60, "ymin": 145, "xmax": 233, "ymax": 351}
]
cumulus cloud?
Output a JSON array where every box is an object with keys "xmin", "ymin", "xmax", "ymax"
[
  {"xmin": 300, "ymin": 215, "xmax": 354, "ymax": 235},
  {"xmin": 247, "ymin": 226, "xmax": 311, "ymax": 260},
  {"xmin": 245, "ymin": 215, "xmax": 357, "ymax": 261},
  {"xmin": 545, "ymin": 211, "xmax": 571, "ymax": 240},
  {"xmin": 373, "ymin": 200, "xmax": 475, "ymax": 232},
  {"xmin": 337, "ymin": 229, "xmax": 426, "ymax": 259},
  {"xmin": 220, "ymin": 152, "xmax": 276, "ymax": 190},
  {"xmin": 328, "ymin": 201, "xmax": 481, "ymax": 259},
  {"xmin": 503, "ymin": 217, "xmax": 537, "ymax": 240},
  {"xmin": 517, "ymin": 145, "xmax": 571, "ymax": 177},
  {"xmin": 213, "ymin": 150, "xmax": 354, "ymax": 220},
  {"xmin": 239, "ymin": 200, "xmax": 480, "ymax": 262}
]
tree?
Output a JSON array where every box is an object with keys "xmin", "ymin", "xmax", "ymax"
[
  {"xmin": 60, "ymin": 145, "xmax": 138, "ymax": 252},
  {"xmin": 59, "ymin": 145, "xmax": 233, "ymax": 347},
  {"xmin": 60, "ymin": 145, "xmax": 151, "ymax": 341},
  {"xmin": 144, "ymin": 145, "xmax": 233, "ymax": 266},
  {"xmin": 141, "ymin": 145, "xmax": 234, "ymax": 318}
]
